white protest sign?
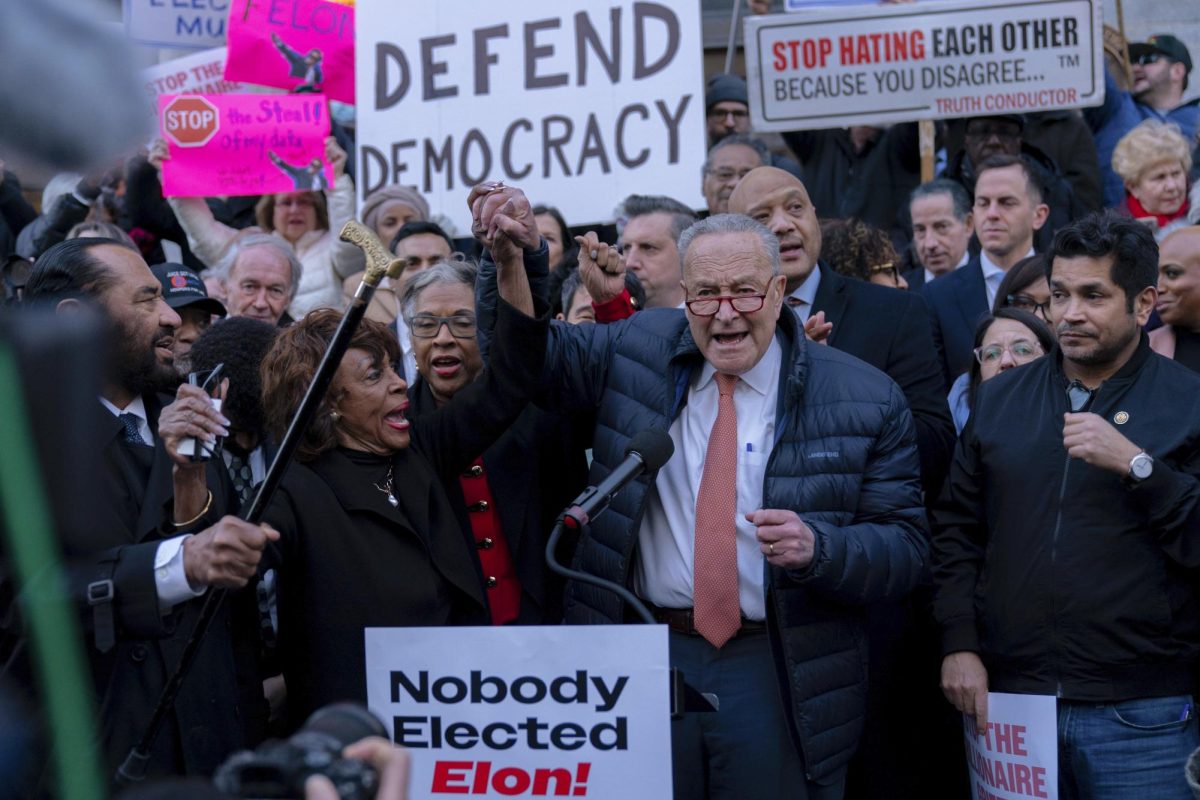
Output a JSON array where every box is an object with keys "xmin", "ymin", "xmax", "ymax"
[
  {"xmin": 141, "ymin": 48, "xmax": 247, "ymax": 114},
  {"xmin": 124, "ymin": 0, "xmax": 227, "ymax": 49},
  {"xmin": 746, "ymin": 0, "xmax": 1104, "ymax": 131},
  {"xmin": 355, "ymin": 0, "xmax": 707, "ymax": 231},
  {"xmin": 366, "ymin": 625, "xmax": 671, "ymax": 799},
  {"xmin": 785, "ymin": 0, "xmax": 877, "ymax": 8},
  {"xmin": 963, "ymin": 693, "xmax": 1058, "ymax": 800}
]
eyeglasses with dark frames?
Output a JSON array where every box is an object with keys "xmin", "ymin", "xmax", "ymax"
[
  {"xmin": 1006, "ymin": 293, "xmax": 1052, "ymax": 317},
  {"xmin": 409, "ymin": 314, "xmax": 477, "ymax": 339}
]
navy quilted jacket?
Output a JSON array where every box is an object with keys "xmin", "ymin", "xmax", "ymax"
[{"xmin": 541, "ymin": 304, "xmax": 930, "ymax": 783}]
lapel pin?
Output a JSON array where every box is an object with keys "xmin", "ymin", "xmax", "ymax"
[{"xmin": 1114, "ymin": 411, "xmax": 1129, "ymax": 425}]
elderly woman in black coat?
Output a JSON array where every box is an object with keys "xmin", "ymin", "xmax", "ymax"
[{"xmin": 258, "ymin": 197, "xmax": 546, "ymax": 730}]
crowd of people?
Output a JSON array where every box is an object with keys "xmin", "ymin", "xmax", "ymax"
[{"xmin": 2, "ymin": 9, "xmax": 1200, "ymax": 800}]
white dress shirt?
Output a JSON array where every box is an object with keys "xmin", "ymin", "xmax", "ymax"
[
  {"xmin": 100, "ymin": 396, "xmax": 204, "ymax": 612},
  {"xmin": 634, "ymin": 337, "xmax": 781, "ymax": 620},
  {"xmin": 980, "ymin": 247, "xmax": 1034, "ymax": 309},
  {"xmin": 786, "ymin": 267, "xmax": 822, "ymax": 319}
]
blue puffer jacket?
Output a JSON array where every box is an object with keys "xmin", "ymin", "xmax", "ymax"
[{"xmin": 541, "ymin": 305, "xmax": 930, "ymax": 783}]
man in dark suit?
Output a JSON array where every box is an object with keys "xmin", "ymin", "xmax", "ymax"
[
  {"xmin": 729, "ymin": 166, "xmax": 954, "ymax": 499},
  {"xmin": 22, "ymin": 237, "xmax": 275, "ymax": 785},
  {"xmin": 904, "ymin": 179, "xmax": 975, "ymax": 290},
  {"xmin": 922, "ymin": 154, "xmax": 1050, "ymax": 389}
]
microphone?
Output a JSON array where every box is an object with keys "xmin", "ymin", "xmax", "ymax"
[{"xmin": 561, "ymin": 429, "xmax": 674, "ymax": 530}]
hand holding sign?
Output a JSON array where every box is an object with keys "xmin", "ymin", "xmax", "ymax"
[
  {"xmin": 942, "ymin": 650, "xmax": 990, "ymax": 734},
  {"xmin": 576, "ymin": 232, "xmax": 626, "ymax": 305}
]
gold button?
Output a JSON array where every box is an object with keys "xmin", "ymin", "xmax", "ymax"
[
  {"xmin": 486, "ymin": 576, "xmax": 498, "ymax": 589},
  {"xmin": 470, "ymin": 500, "xmax": 489, "ymax": 512},
  {"xmin": 466, "ymin": 465, "xmax": 484, "ymax": 477},
  {"xmin": 478, "ymin": 537, "xmax": 494, "ymax": 550}
]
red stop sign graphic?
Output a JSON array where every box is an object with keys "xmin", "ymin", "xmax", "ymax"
[{"xmin": 163, "ymin": 96, "xmax": 220, "ymax": 148}]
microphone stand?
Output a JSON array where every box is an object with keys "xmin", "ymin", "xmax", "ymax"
[
  {"xmin": 116, "ymin": 222, "xmax": 405, "ymax": 786},
  {"xmin": 546, "ymin": 519, "xmax": 718, "ymax": 718}
]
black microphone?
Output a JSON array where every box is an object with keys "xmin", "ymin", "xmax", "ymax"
[{"xmin": 561, "ymin": 429, "xmax": 674, "ymax": 530}]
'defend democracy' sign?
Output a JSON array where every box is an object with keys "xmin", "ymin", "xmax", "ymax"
[
  {"xmin": 366, "ymin": 626, "xmax": 671, "ymax": 798},
  {"xmin": 355, "ymin": 0, "xmax": 707, "ymax": 232},
  {"xmin": 745, "ymin": 0, "xmax": 1103, "ymax": 131}
]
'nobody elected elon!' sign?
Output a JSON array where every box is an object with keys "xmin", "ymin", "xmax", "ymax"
[
  {"xmin": 745, "ymin": 0, "xmax": 1104, "ymax": 131},
  {"xmin": 366, "ymin": 626, "xmax": 671, "ymax": 798},
  {"xmin": 355, "ymin": 0, "xmax": 706, "ymax": 232}
]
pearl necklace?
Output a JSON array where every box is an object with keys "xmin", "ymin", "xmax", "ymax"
[{"xmin": 375, "ymin": 464, "xmax": 398, "ymax": 507}]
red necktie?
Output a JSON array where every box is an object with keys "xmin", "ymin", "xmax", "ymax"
[{"xmin": 693, "ymin": 373, "xmax": 742, "ymax": 648}]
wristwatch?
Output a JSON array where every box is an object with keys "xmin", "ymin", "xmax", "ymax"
[{"xmin": 1127, "ymin": 451, "xmax": 1154, "ymax": 483}]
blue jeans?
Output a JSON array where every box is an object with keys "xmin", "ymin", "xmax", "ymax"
[
  {"xmin": 1058, "ymin": 694, "xmax": 1200, "ymax": 800},
  {"xmin": 669, "ymin": 629, "xmax": 845, "ymax": 800}
]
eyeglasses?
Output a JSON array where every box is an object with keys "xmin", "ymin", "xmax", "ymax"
[
  {"xmin": 973, "ymin": 339, "xmax": 1044, "ymax": 365},
  {"xmin": 685, "ymin": 294, "xmax": 767, "ymax": 317},
  {"xmin": 409, "ymin": 314, "xmax": 477, "ymax": 339},
  {"xmin": 1134, "ymin": 53, "xmax": 1165, "ymax": 66},
  {"xmin": 1006, "ymin": 293, "xmax": 1051, "ymax": 317},
  {"xmin": 869, "ymin": 262, "xmax": 900, "ymax": 282},
  {"xmin": 707, "ymin": 108, "xmax": 749, "ymax": 122},
  {"xmin": 707, "ymin": 167, "xmax": 756, "ymax": 182}
]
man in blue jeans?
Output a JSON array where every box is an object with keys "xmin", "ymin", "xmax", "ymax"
[{"xmin": 933, "ymin": 210, "xmax": 1200, "ymax": 798}]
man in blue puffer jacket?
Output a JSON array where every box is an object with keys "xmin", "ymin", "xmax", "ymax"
[{"xmin": 471, "ymin": 185, "xmax": 929, "ymax": 800}]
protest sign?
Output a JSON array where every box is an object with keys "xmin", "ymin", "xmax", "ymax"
[
  {"xmin": 158, "ymin": 93, "xmax": 332, "ymax": 197},
  {"xmin": 142, "ymin": 48, "xmax": 248, "ymax": 119},
  {"xmin": 963, "ymin": 693, "xmax": 1058, "ymax": 800},
  {"xmin": 124, "ymin": 0, "xmax": 227, "ymax": 49},
  {"xmin": 745, "ymin": 0, "xmax": 1103, "ymax": 131},
  {"xmin": 366, "ymin": 625, "xmax": 672, "ymax": 798},
  {"xmin": 785, "ymin": 0, "xmax": 877, "ymax": 8},
  {"xmin": 355, "ymin": 0, "xmax": 707, "ymax": 232},
  {"xmin": 224, "ymin": 0, "xmax": 354, "ymax": 103}
]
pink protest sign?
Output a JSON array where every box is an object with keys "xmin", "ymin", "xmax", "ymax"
[
  {"xmin": 224, "ymin": 0, "xmax": 354, "ymax": 103},
  {"xmin": 159, "ymin": 93, "xmax": 333, "ymax": 198}
]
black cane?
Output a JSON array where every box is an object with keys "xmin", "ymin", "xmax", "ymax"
[{"xmin": 117, "ymin": 221, "xmax": 404, "ymax": 785}]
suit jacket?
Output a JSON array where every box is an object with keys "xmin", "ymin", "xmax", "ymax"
[
  {"xmin": 812, "ymin": 264, "xmax": 955, "ymax": 498},
  {"xmin": 408, "ymin": 379, "xmax": 589, "ymax": 624},
  {"xmin": 902, "ymin": 267, "xmax": 926, "ymax": 292},
  {"xmin": 60, "ymin": 395, "xmax": 265, "ymax": 785},
  {"xmin": 920, "ymin": 256, "xmax": 988, "ymax": 390}
]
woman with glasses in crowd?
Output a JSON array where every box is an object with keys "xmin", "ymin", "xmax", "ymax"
[
  {"xmin": 949, "ymin": 309, "xmax": 1055, "ymax": 433},
  {"xmin": 400, "ymin": 259, "xmax": 588, "ymax": 627},
  {"xmin": 947, "ymin": 255, "xmax": 1055, "ymax": 431},
  {"xmin": 820, "ymin": 217, "xmax": 909, "ymax": 290}
]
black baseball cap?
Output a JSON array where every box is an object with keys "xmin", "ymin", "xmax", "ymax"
[
  {"xmin": 152, "ymin": 263, "xmax": 226, "ymax": 317},
  {"xmin": 1129, "ymin": 34, "xmax": 1193, "ymax": 73}
]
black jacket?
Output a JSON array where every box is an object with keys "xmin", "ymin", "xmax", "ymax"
[
  {"xmin": 263, "ymin": 299, "xmax": 547, "ymax": 729},
  {"xmin": 933, "ymin": 338, "xmax": 1200, "ymax": 701},
  {"xmin": 813, "ymin": 265, "xmax": 956, "ymax": 499},
  {"xmin": 407, "ymin": 378, "xmax": 589, "ymax": 624},
  {"xmin": 783, "ymin": 125, "xmax": 920, "ymax": 251}
]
